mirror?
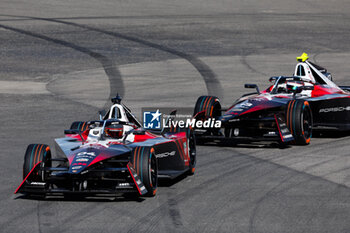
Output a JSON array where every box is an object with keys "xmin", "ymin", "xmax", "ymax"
[{"xmin": 244, "ymin": 83, "xmax": 260, "ymax": 94}]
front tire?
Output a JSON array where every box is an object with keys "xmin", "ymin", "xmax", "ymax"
[
  {"xmin": 286, "ymin": 100, "xmax": 313, "ymax": 145},
  {"xmin": 23, "ymin": 144, "xmax": 52, "ymax": 181},
  {"xmin": 193, "ymin": 96, "xmax": 221, "ymax": 119},
  {"xmin": 131, "ymin": 147, "xmax": 158, "ymax": 197},
  {"xmin": 69, "ymin": 121, "xmax": 89, "ymax": 132}
]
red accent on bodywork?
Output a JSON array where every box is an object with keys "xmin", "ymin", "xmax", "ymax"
[
  {"xmin": 166, "ymin": 132, "xmax": 186, "ymax": 139},
  {"xmin": 133, "ymin": 131, "xmax": 158, "ymax": 142},
  {"xmin": 65, "ymin": 130, "xmax": 89, "ymax": 141},
  {"xmin": 240, "ymin": 105, "xmax": 267, "ymax": 115},
  {"xmin": 193, "ymin": 110, "xmax": 206, "ymax": 120},
  {"xmin": 262, "ymin": 85, "xmax": 273, "ymax": 93},
  {"xmin": 14, "ymin": 161, "xmax": 42, "ymax": 194},
  {"xmin": 88, "ymin": 154, "xmax": 111, "ymax": 167},
  {"xmin": 311, "ymin": 85, "xmax": 345, "ymax": 97},
  {"xmin": 68, "ymin": 156, "xmax": 75, "ymax": 165},
  {"xmin": 174, "ymin": 140, "xmax": 183, "ymax": 161}
]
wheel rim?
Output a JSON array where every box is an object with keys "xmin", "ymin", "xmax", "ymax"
[
  {"xmin": 302, "ymin": 106, "xmax": 312, "ymax": 139},
  {"xmin": 149, "ymin": 153, "xmax": 157, "ymax": 188}
]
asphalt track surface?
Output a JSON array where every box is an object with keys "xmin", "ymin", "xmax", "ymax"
[{"xmin": 1, "ymin": 1, "xmax": 350, "ymax": 232}]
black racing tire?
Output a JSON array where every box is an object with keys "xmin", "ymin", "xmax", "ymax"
[
  {"xmin": 70, "ymin": 121, "xmax": 89, "ymax": 132},
  {"xmin": 187, "ymin": 129, "xmax": 197, "ymax": 175},
  {"xmin": 193, "ymin": 96, "xmax": 222, "ymax": 144},
  {"xmin": 131, "ymin": 147, "xmax": 158, "ymax": 197},
  {"xmin": 286, "ymin": 100, "xmax": 313, "ymax": 145},
  {"xmin": 23, "ymin": 144, "xmax": 52, "ymax": 181},
  {"xmin": 193, "ymin": 96, "xmax": 221, "ymax": 119}
]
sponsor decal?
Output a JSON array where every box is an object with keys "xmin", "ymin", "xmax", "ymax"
[
  {"xmin": 73, "ymin": 163, "xmax": 86, "ymax": 165},
  {"xmin": 281, "ymin": 129, "xmax": 289, "ymax": 134},
  {"xmin": 319, "ymin": 106, "xmax": 350, "ymax": 113},
  {"xmin": 76, "ymin": 158, "xmax": 89, "ymax": 162},
  {"xmin": 77, "ymin": 152, "xmax": 96, "ymax": 157},
  {"xmin": 240, "ymin": 102, "xmax": 253, "ymax": 108},
  {"xmin": 252, "ymin": 97, "xmax": 265, "ymax": 102},
  {"xmin": 72, "ymin": 166, "xmax": 83, "ymax": 170},
  {"xmin": 222, "ymin": 115, "xmax": 232, "ymax": 118},
  {"xmin": 156, "ymin": 151, "xmax": 176, "ymax": 158},
  {"xmin": 118, "ymin": 182, "xmax": 132, "ymax": 187},
  {"xmin": 30, "ymin": 182, "xmax": 46, "ymax": 185}
]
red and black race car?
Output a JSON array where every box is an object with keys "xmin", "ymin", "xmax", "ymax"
[
  {"xmin": 193, "ymin": 53, "xmax": 350, "ymax": 145},
  {"xmin": 15, "ymin": 96, "xmax": 196, "ymax": 197}
]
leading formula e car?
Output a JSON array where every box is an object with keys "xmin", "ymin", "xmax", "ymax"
[
  {"xmin": 15, "ymin": 95, "xmax": 196, "ymax": 197},
  {"xmin": 193, "ymin": 53, "xmax": 350, "ymax": 145}
]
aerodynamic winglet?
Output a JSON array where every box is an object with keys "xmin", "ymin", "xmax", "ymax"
[
  {"xmin": 127, "ymin": 162, "xmax": 148, "ymax": 196},
  {"xmin": 14, "ymin": 161, "xmax": 42, "ymax": 194}
]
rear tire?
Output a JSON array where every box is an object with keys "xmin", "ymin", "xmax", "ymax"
[
  {"xmin": 23, "ymin": 144, "xmax": 52, "ymax": 181},
  {"xmin": 286, "ymin": 100, "xmax": 313, "ymax": 145},
  {"xmin": 193, "ymin": 96, "xmax": 222, "ymax": 144},
  {"xmin": 131, "ymin": 147, "xmax": 158, "ymax": 197},
  {"xmin": 193, "ymin": 96, "xmax": 221, "ymax": 119},
  {"xmin": 70, "ymin": 121, "xmax": 89, "ymax": 132}
]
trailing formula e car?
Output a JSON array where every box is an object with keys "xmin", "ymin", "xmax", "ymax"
[
  {"xmin": 15, "ymin": 96, "xmax": 196, "ymax": 197},
  {"xmin": 193, "ymin": 53, "xmax": 350, "ymax": 145}
]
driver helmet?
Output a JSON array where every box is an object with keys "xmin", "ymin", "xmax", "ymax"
[{"xmin": 105, "ymin": 124, "xmax": 124, "ymax": 139}]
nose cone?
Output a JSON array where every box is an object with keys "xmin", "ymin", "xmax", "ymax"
[
  {"xmin": 69, "ymin": 151, "xmax": 98, "ymax": 174},
  {"xmin": 223, "ymin": 95, "xmax": 285, "ymax": 119},
  {"xmin": 67, "ymin": 144, "xmax": 130, "ymax": 174}
]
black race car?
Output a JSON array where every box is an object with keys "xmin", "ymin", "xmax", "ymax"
[
  {"xmin": 193, "ymin": 53, "xmax": 350, "ymax": 145},
  {"xmin": 15, "ymin": 96, "xmax": 196, "ymax": 197}
]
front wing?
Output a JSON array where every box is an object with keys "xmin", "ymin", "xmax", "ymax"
[
  {"xmin": 15, "ymin": 161, "xmax": 147, "ymax": 196},
  {"xmin": 195, "ymin": 114, "xmax": 294, "ymax": 143}
]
